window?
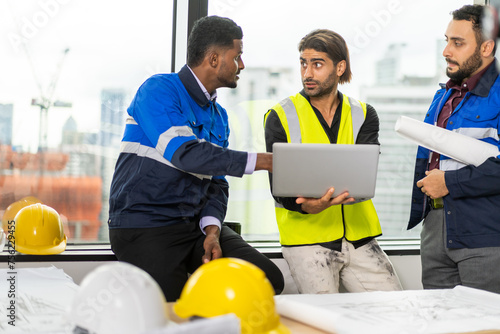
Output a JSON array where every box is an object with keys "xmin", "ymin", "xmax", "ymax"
[
  {"xmin": 0, "ymin": 0, "xmax": 173, "ymax": 243},
  {"xmin": 0, "ymin": 0, "xmax": 478, "ymax": 246},
  {"xmin": 208, "ymin": 0, "xmax": 472, "ymax": 241}
]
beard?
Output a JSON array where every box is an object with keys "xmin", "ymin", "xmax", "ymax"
[
  {"xmin": 302, "ymin": 72, "xmax": 338, "ymax": 98},
  {"xmin": 446, "ymin": 46, "xmax": 483, "ymax": 83},
  {"xmin": 217, "ymin": 60, "xmax": 238, "ymax": 88}
]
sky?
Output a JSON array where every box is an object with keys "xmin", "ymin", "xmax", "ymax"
[
  {"xmin": 0, "ymin": 0, "xmax": 471, "ymax": 151},
  {"xmin": 209, "ymin": 0, "xmax": 470, "ymax": 96},
  {"xmin": 0, "ymin": 0, "xmax": 173, "ymax": 150}
]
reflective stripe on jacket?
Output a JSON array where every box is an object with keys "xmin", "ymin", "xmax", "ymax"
[
  {"xmin": 109, "ymin": 66, "xmax": 247, "ymax": 229},
  {"xmin": 267, "ymin": 93, "xmax": 381, "ymax": 246},
  {"xmin": 408, "ymin": 62, "xmax": 500, "ymax": 248}
]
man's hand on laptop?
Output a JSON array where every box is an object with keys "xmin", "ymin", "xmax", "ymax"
[
  {"xmin": 296, "ymin": 187, "xmax": 355, "ymax": 214},
  {"xmin": 255, "ymin": 152, "xmax": 273, "ymax": 172}
]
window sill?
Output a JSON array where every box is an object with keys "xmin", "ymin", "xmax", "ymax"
[
  {"xmin": 250, "ymin": 239, "xmax": 420, "ymax": 257},
  {"xmin": 0, "ymin": 244, "xmax": 116, "ymax": 262},
  {"xmin": 0, "ymin": 239, "xmax": 420, "ymax": 262}
]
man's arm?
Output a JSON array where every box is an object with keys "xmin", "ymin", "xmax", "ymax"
[
  {"xmin": 445, "ymin": 157, "xmax": 500, "ymax": 198},
  {"xmin": 417, "ymin": 156, "xmax": 500, "ymax": 200},
  {"xmin": 416, "ymin": 169, "xmax": 449, "ymax": 199},
  {"xmin": 199, "ymin": 176, "xmax": 229, "ymax": 224},
  {"xmin": 296, "ymin": 188, "xmax": 354, "ymax": 214},
  {"xmin": 255, "ymin": 153, "xmax": 273, "ymax": 172},
  {"xmin": 202, "ymin": 225, "xmax": 222, "ymax": 263},
  {"xmin": 356, "ymin": 103, "xmax": 380, "ymax": 144},
  {"xmin": 264, "ymin": 109, "xmax": 305, "ymax": 212},
  {"xmin": 131, "ymin": 75, "xmax": 248, "ymax": 177}
]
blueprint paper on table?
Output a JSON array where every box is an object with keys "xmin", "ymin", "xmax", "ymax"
[
  {"xmin": 394, "ymin": 115, "xmax": 500, "ymax": 167},
  {"xmin": 0, "ymin": 266, "xmax": 78, "ymax": 333},
  {"xmin": 275, "ymin": 286, "xmax": 500, "ymax": 334},
  {"xmin": 145, "ymin": 314, "xmax": 240, "ymax": 334}
]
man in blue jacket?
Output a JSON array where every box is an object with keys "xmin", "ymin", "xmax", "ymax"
[
  {"xmin": 409, "ymin": 5, "xmax": 500, "ymax": 293},
  {"xmin": 107, "ymin": 15, "xmax": 284, "ymax": 301}
]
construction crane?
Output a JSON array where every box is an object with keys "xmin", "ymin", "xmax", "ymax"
[
  {"xmin": 7, "ymin": 2, "xmax": 72, "ymax": 155},
  {"xmin": 31, "ymin": 47, "xmax": 72, "ymax": 155},
  {"xmin": 6, "ymin": 3, "xmax": 73, "ymax": 204}
]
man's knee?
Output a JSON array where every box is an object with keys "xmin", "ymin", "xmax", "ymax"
[
  {"xmin": 231, "ymin": 254, "xmax": 284, "ymax": 295},
  {"xmin": 267, "ymin": 264, "xmax": 285, "ymax": 295},
  {"xmin": 220, "ymin": 229, "xmax": 284, "ymax": 294}
]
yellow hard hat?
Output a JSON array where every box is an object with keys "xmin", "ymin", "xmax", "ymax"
[
  {"xmin": 2, "ymin": 196, "xmax": 42, "ymax": 234},
  {"xmin": 13, "ymin": 203, "xmax": 67, "ymax": 255},
  {"xmin": 174, "ymin": 258, "xmax": 290, "ymax": 334}
]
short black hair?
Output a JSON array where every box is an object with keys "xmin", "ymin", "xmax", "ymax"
[
  {"xmin": 452, "ymin": 4, "xmax": 496, "ymax": 54},
  {"xmin": 187, "ymin": 16, "xmax": 243, "ymax": 67}
]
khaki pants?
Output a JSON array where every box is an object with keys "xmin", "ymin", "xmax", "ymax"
[{"xmin": 282, "ymin": 239, "xmax": 402, "ymax": 294}]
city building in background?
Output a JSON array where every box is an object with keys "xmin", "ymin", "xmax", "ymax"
[
  {"xmin": 0, "ymin": 89, "xmax": 128, "ymax": 243},
  {"xmin": 98, "ymin": 89, "xmax": 128, "ymax": 241},
  {"xmin": 0, "ymin": 104, "xmax": 13, "ymax": 146},
  {"xmin": 361, "ymin": 40, "xmax": 448, "ymax": 237}
]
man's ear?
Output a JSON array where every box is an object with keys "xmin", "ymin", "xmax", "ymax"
[
  {"xmin": 481, "ymin": 39, "xmax": 495, "ymax": 58},
  {"xmin": 208, "ymin": 51, "xmax": 219, "ymax": 68},
  {"xmin": 336, "ymin": 60, "xmax": 346, "ymax": 77}
]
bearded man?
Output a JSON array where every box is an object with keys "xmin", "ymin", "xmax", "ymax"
[
  {"xmin": 409, "ymin": 4, "xmax": 500, "ymax": 294},
  {"xmin": 264, "ymin": 29, "xmax": 402, "ymax": 294}
]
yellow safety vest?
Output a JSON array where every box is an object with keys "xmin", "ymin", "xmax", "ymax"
[{"xmin": 265, "ymin": 93, "xmax": 382, "ymax": 246}]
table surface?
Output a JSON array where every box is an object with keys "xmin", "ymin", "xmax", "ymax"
[
  {"xmin": 166, "ymin": 303, "xmax": 500, "ymax": 334},
  {"xmin": 1, "ymin": 266, "xmax": 498, "ymax": 334}
]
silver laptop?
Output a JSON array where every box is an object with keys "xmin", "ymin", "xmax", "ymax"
[{"xmin": 272, "ymin": 143, "xmax": 380, "ymax": 200}]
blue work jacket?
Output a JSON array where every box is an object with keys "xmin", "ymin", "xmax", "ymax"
[
  {"xmin": 408, "ymin": 61, "xmax": 500, "ymax": 248},
  {"xmin": 108, "ymin": 65, "xmax": 247, "ymax": 229}
]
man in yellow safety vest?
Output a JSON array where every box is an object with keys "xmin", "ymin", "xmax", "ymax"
[{"xmin": 264, "ymin": 29, "xmax": 402, "ymax": 294}]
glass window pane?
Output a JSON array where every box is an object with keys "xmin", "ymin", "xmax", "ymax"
[
  {"xmin": 208, "ymin": 0, "xmax": 471, "ymax": 240},
  {"xmin": 0, "ymin": 0, "xmax": 172, "ymax": 243}
]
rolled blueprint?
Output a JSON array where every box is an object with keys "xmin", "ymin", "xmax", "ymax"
[{"xmin": 394, "ymin": 116, "xmax": 500, "ymax": 167}]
